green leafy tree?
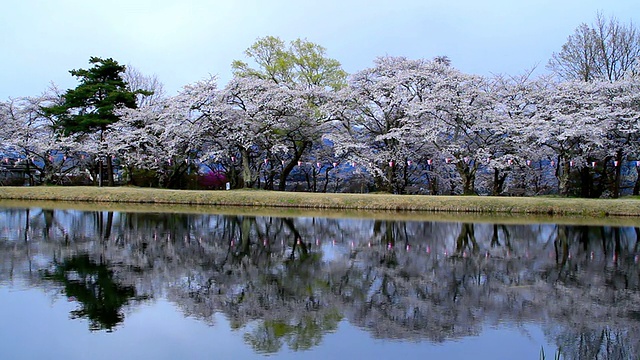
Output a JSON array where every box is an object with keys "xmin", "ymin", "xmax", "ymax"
[
  {"xmin": 43, "ymin": 57, "xmax": 141, "ymax": 186},
  {"xmin": 232, "ymin": 36, "xmax": 347, "ymax": 90},
  {"xmin": 228, "ymin": 36, "xmax": 347, "ymax": 191}
]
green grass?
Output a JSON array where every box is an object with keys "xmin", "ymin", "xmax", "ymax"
[{"xmin": 1, "ymin": 186, "xmax": 640, "ymax": 222}]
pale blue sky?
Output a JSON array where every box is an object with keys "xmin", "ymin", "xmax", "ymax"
[{"xmin": 1, "ymin": 0, "xmax": 638, "ymax": 99}]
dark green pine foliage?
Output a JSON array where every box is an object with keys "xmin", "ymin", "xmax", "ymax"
[
  {"xmin": 43, "ymin": 57, "xmax": 140, "ymax": 186},
  {"xmin": 45, "ymin": 56, "xmax": 138, "ymax": 135}
]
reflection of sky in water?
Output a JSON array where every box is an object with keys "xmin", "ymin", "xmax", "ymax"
[
  {"xmin": 1, "ymin": 208, "xmax": 637, "ymax": 358},
  {"xmin": 0, "ymin": 285, "xmax": 556, "ymax": 360},
  {"xmin": 320, "ymin": 242, "xmax": 347, "ymax": 262}
]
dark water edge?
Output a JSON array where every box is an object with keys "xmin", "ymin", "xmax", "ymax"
[{"xmin": 1, "ymin": 205, "xmax": 639, "ymax": 359}]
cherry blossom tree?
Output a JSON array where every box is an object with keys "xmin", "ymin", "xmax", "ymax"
[
  {"xmin": 219, "ymin": 77, "xmax": 319, "ymax": 190},
  {"xmin": 0, "ymin": 88, "xmax": 83, "ymax": 185},
  {"xmin": 482, "ymin": 72, "xmax": 554, "ymax": 195},
  {"xmin": 425, "ymin": 71, "xmax": 501, "ymax": 195},
  {"xmin": 226, "ymin": 36, "xmax": 347, "ymax": 190},
  {"xmin": 532, "ymin": 81, "xmax": 609, "ymax": 196},
  {"xmin": 600, "ymin": 79, "xmax": 640, "ymax": 197},
  {"xmin": 398, "ymin": 60, "xmax": 522, "ymax": 195},
  {"xmin": 326, "ymin": 56, "xmax": 443, "ymax": 193},
  {"xmin": 113, "ymin": 77, "xmax": 218, "ymax": 188}
]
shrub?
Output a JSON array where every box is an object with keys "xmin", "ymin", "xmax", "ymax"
[{"xmin": 198, "ymin": 171, "xmax": 228, "ymax": 190}]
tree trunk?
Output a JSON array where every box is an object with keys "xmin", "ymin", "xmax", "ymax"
[
  {"xmin": 312, "ymin": 168, "xmax": 318, "ymax": 192},
  {"xmin": 322, "ymin": 167, "xmax": 331, "ymax": 193},
  {"xmin": 555, "ymin": 225, "xmax": 569, "ymax": 267},
  {"xmin": 241, "ymin": 148, "xmax": 253, "ymax": 188},
  {"xmin": 278, "ymin": 159, "xmax": 294, "ymax": 191},
  {"xmin": 107, "ymin": 156, "xmax": 114, "ymax": 186},
  {"xmin": 126, "ymin": 165, "xmax": 135, "ymax": 186},
  {"xmin": 579, "ymin": 166, "xmax": 592, "ymax": 198},
  {"xmin": 228, "ymin": 161, "xmax": 239, "ymax": 189},
  {"xmin": 387, "ymin": 164, "xmax": 395, "ymax": 193},
  {"xmin": 558, "ymin": 160, "xmax": 571, "ymax": 196},
  {"xmin": 612, "ymin": 149, "xmax": 623, "ymax": 198},
  {"xmin": 25, "ymin": 157, "xmax": 34, "ymax": 186},
  {"xmin": 264, "ymin": 164, "xmax": 275, "ymax": 190},
  {"xmin": 457, "ymin": 162, "xmax": 476, "ymax": 195},
  {"xmin": 492, "ymin": 168, "xmax": 507, "ymax": 196},
  {"xmin": 103, "ymin": 211, "xmax": 114, "ymax": 240},
  {"xmin": 401, "ymin": 159, "xmax": 409, "ymax": 194},
  {"xmin": 305, "ymin": 172, "xmax": 312, "ymax": 192},
  {"xmin": 278, "ymin": 141, "xmax": 309, "ymax": 191},
  {"xmin": 455, "ymin": 223, "xmax": 478, "ymax": 254},
  {"xmin": 239, "ymin": 217, "xmax": 253, "ymax": 257},
  {"xmin": 43, "ymin": 152, "xmax": 55, "ymax": 185},
  {"xmin": 426, "ymin": 168, "xmax": 438, "ymax": 195},
  {"xmin": 283, "ymin": 218, "xmax": 308, "ymax": 260},
  {"xmin": 490, "ymin": 224, "xmax": 501, "ymax": 247}
]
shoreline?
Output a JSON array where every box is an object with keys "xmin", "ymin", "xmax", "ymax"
[{"xmin": 1, "ymin": 186, "xmax": 640, "ymax": 219}]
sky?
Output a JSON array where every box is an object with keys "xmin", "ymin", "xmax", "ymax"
[{"xmin": 1, "ymin": 0, "xmax": 639, "ymax": 99}]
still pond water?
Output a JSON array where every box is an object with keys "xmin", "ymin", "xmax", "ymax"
[{"xmin": 1, "ymin": 206, "xmax": 639, "ymax": 359}]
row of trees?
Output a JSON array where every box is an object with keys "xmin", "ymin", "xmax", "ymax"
[{"xmin": 1, "ymin": 14, "xmax": 639, "ymax": 197}]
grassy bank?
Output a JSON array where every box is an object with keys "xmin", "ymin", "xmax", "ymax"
[{"xmin": 1, "ymin": 186, "xmax": 640, "ymax": 218}]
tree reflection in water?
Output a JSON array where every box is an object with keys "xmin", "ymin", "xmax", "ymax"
[
  {"xmin": 0, "ymin": 207, "xmax": 639, "ymax": 358},
  {"xmin": 42, "ymin": 254, "xmax": 149, "ymax": 331}
]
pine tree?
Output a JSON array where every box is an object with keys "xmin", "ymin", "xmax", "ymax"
[{"xmin": 43, "ymin": 57, "xmax": 141, "ymax": 186}]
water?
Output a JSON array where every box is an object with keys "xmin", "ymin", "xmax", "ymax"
[{"xmin": 0, "ymin": 206, "xmax": 638, "ymax": 359}]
